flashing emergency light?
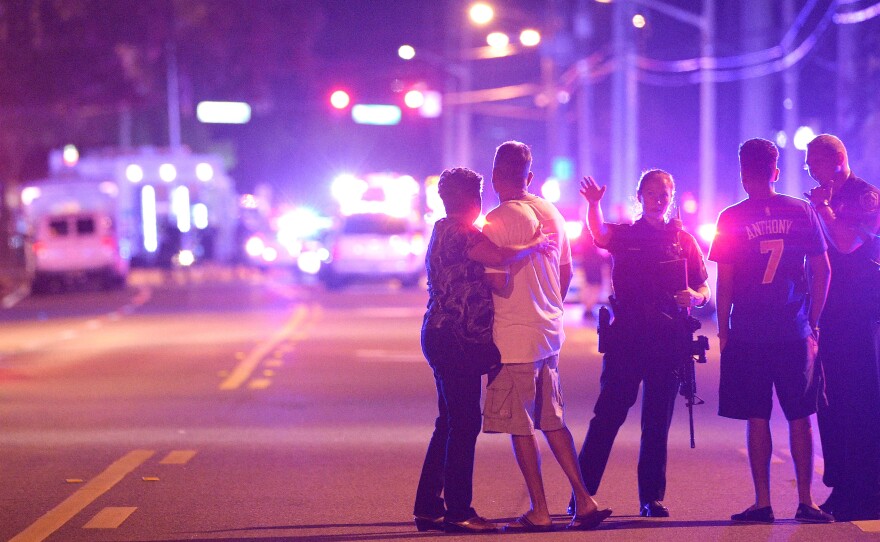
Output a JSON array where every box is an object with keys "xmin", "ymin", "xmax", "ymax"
[
  {"xmin": 404, "ymin": 89, "xmax": 425, "ymax": 109},
  {"xmin": 126, "ymin": 164, "xmax": 144, "ymax": 183},
  {"xmin": 177, "ymin": 249, "xmax": 196, "ymax": 267},
  {"xmin": 541, "ymin": 178, "xmax": 562, "ymax": 203},
  {"xmin": 193, "ymin": 203, "xmax": 209, "ymax": 229},
  {"xmin": 245, "ymin": 236, "xmax": 265, "ymax": 258},
  {"xmin": 793, "ymin": 126, "xmax": 816, "ymax": 151},
  {"xmin": 62, "ymin": 144, "xmax": 79, "ymax": 167},
  {"xmin": 141, "ymin": 186, "xmax": 158, "ymax": 253},
  {"xmin": 171, "ymin": 186, "xmax": 191, "ymax": 233},
  {"xmin": 159, "ymin": 163, "xmax": 177, "ymax": 183},
  {"xmin": 475, "ymin": 214, "xmax": 488, "ymax": 229},
  {"xmin": 632, "ymin": 14, "xmax": 647, "ymax": 28},
  {"xmin": 196, "ymin": 162, "xmax": 214, "ymax": 182},
  {"xmin": 21, "ymin": 186, "xmax": 41, "ymax": 206},
  {"xmin": 297, "ymin": 251, "xmax": 323, "ymax": 275},
  {"xmin": 330, "ymin": 90, "xmax": 351, "ymax": 110},
  {"xmin": 331, "ymin": 174, "xmax": 369, "ymax": 205},
  {"xmin": 697, "ymin": 223, "xmax": 717, "ymax": 244},
  {"xmin": 520, "ymin": 29, "xmax": 541, "ymax": 47},
  {"xmin": 196, "ymin": 101, "xmax": 252, "ymax": 124},
  {"xmin": 565, "ymin": 220, "xmax": 584, "ymax": 241},
  {"xmin": 351, "ymin": 104, "xmax": 401, "ymax": 126},
  {"xmin": 262, "ymin": 246, "xmax": 279, "ymax": 262},
  {"xmin": 277, "ymin": 207, "xmax": 332, "ymax": 243},
  {"xmin": 487, "ymin": 32, "xmax": 510, "ymax": 49},
  {"xmin": 419, "ymin": 91, "xmax": 443, "ymax": 118}
]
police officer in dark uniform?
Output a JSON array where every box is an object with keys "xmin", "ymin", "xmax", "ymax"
[
  {"xmin": 571, "ymin": 170, "xmax": 711, "ymax": 517},
  {"xmin": 804, "ymin": 134, "xmax": 880, "ymax": 521}
]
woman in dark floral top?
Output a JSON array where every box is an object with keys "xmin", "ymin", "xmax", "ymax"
[{"xmin": 413, "ymin": 167, "xmax": 553, "ymax": 533}]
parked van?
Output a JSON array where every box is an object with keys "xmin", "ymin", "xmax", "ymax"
[
  {"xmin": 32, "ymin": 210, "xmax": 129, "ymax": 291},
  {"xmin": 21, "ymin": 176, "xmax": 132, "ymax": 292}
]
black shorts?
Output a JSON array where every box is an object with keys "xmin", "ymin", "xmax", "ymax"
[{"xmin": 719, "ymin": 338, "xmax": 821, "ymax": 421}]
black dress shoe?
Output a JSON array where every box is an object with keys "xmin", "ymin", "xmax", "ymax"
[
  {"xmin": 640, "ymin": 501, "xmax": 669, "ymax": 517},
  {"xmin": 443, "ymin": 515, "xmax": 497, "ymax": 533}
]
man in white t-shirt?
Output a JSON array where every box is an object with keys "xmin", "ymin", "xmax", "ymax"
[{"xmin": 481, "ymin": 141, "xmax": 611, "ymax": 532}]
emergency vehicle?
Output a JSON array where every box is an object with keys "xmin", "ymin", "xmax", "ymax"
[
  {"xmin": 319, "ymin": 172, "xmax": 426, "ymax": 289},
  {"xmin": 21, "ymin": 146, "xmax": 238, "ymax": 286}
]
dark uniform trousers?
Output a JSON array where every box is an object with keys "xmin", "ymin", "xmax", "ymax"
[
  {"xmin": 817, "ymin": 309, "xmax": 880, "ymax": 513},
  {"xmin": 577, "ymin": 320, "xmax": 679, "ymax": 504}
]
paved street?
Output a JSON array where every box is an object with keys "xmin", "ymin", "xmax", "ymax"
[{"xmin": 1, "ymin": 268, "xmax": 878, "ymax": 541}]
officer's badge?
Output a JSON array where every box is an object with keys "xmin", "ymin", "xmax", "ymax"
[{"xmin": 860, "ymin": 190, "xmax": 879, "ymax": 213}]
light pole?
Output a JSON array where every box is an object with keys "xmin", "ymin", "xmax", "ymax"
[{"xmin": 614, "ymin": 0, "xmax": 716, "ymax": 224}]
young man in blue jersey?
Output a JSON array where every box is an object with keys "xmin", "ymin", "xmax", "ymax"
[{"xmin": 709, "ymin": 138, "xmax": 834, "ymax": 524}]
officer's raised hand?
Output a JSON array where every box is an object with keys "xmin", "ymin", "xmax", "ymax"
[{"xmin": 579, "ymin": 176, "xmax": 607, "ymax": 203}]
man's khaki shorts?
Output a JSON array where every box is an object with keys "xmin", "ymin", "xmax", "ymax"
[{"xmin": 482, "ymin": 354, "xmax": 565, "ymax": 436}]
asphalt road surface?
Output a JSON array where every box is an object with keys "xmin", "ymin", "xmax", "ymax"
[{"xmin": 1, "ymin": 267, "xmax": 878, "ymax": 541}]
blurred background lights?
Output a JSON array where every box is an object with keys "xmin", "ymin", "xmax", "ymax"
[
  {"xmin": 541, "ymin": 178, "xmax": 561, "ymax": 203},
  {"xmin": 565, "ymin": 220, "xmax": 584, "ymax": 241},
  {"xmin": 793, "ymin": 126, "xmax": 816, "ymax": 151},
  {"xmin": 21, "ymin": 186, "xmax": 41, "ymax": 206},
  {"xmin": 177, "ymin": 249, "xmax": 195, "ymax": 267},
  {"xmin": 196, "ymin": 101, "xmax": 251, "ymax": 124},
  {"xmin": 330, "ymin": 90, "xmax": 351, "ymax": 109},
  {"xmin": 192, "ymin": 203, "xmax": 209, "ymax": 229},
  {"xmin": 487, "ymin": 31, "xmax": 510, "ymax": 49},
  {"xmin": 419, "ymin": 91, "xmax": 443, "ymax": 118},
  {"xmin": 520, "ymin": 29, "xmax": 541, "ymax": 47},
  {"xmin": 397, "ymin": 44, "xmax": 416, "ymax": 60},
  {"xmin": 775, "ymin": 130, "xmax": 788, "ymax": 148},
  {"xmin": 469, "ymin": 2, "xmax": 494, "ymax": 25},
  {"xmin": 62, "ymin": 144, "xmax": 79, "ymax": 167},
  {"xmin": 297, "ymin": 251, "xmax": 322, "ymax": 275},
  {"xmin": 159, "ymin": 163, "xmax": 177, "ymax": 182},
  {"xmin": 681, "ymin": 192, "xmax": 698, "ymax": 214},
  {"xmin": 404, "ymin": 89, "xmax": 426, "ymax": 109},
  {"xmin": 698, "ymin": 223, "xmax": 717, "ymax": 244},
  {"xmin": 195, "ymin": 162, "xmax": 214, "ymax": 182},
  {"xmin": 126, "ymin": 164, "xmax": 144, "ymax": 183},
  {"xmin": 632, "ymin": 13, "xmax": 647, "ymax": 28}
]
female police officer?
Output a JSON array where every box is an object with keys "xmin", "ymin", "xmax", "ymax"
[{"xmin": 571, "ymin": 170, "xmax": 711, "ymax": 518}]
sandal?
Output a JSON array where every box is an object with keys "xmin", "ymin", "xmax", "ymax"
[
  {"xmin": 502, "ymin": 514, "xmax": 554, "ymax": 533},
  {"xmin": 567, "ymin": 508, "xmax": 613, "ymax": 530}
]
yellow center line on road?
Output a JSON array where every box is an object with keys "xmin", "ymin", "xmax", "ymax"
[
  {"xmin": 9, "ymin": 449, "xmax": 155, "ymax": 542},
  {"xmin": 854, "ymin": 520, "xmax": 880, "ymax": 532},
  {"xmin": 83, "ymin": 506, "xmax": 137, "ymax": 529},
  {"xmin": 159, "ymin": 450, "xmax": 197, "ymax": 465},
  {"xmin": 219, "ymin": 304, "xmax": 310, "ymax": 390}
]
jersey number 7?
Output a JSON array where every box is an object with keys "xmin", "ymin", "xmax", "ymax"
[{"xmin": 759, "ymin": 239, "xmax": 784, "ymax": 284}]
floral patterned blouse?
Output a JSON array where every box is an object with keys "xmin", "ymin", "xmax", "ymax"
[{"xmin": 422, "ymin": 218, "xmax": 494, "ymax": 346}]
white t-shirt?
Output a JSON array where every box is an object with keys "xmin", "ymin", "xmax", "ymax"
[{"xmin": 482, "ymin": 193, "xmax": 572, "ymax": 363}]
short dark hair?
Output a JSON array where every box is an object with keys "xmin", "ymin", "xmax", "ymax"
[
  {"xmin": 438, "ymin": 167, "xmax": 482, "ymax": 215},
  {"xmin": 492, "ymin": 141, "xmax": 532, "ymax": 186},
  {"xmin": 807, "ymin": 133, "xmax": 847, "ymax": 159},
  {"xmin": 739, "ymin": 138, "xmax": 778, "ymax": 181}
]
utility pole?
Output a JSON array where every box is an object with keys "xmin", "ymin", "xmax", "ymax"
[
  {"xmin": 782, "ymin": 0, "xmax": 803, "ymax": 198},
  {"xmin": 698, "ymin": 0, "xmax": 715, "ymax": 226},
  {"xmin": 611, "ymin": 0, "xmax": 638, "ymax": 215}
]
